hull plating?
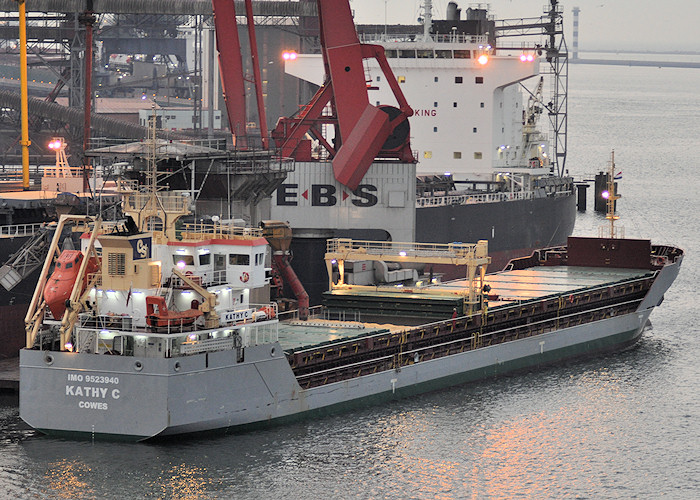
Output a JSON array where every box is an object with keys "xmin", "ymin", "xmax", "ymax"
[{"xmin": 20, "ymin": 309, "xmax": 651, "ymax": 441}]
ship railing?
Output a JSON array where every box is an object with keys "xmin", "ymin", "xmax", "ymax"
[
  {"xmin": 121, "ymin": 192, "xmax": 189, "ymax": 214},
  {"xmin": 0, "ymin": 222, "xmax": 44, "ymax": 238},
  {"xmin": 178, "ymin": 222, "xmax": 263, "ymax": 241},
  {"xmin": 359, "ymin": 33, "xmax": 488, "ymax": 45},
  {"xmin": 326, "ymin": 238, "xmax": 482, "ymax": 259},
  {"xmin": 416, "ymin": 190, "xmax": 534, "ymax": 208},
  {"xmin": 42, "ymin": 165, "xmax": 83, "ymax": 178},
  {"xmin": 278, "ymin": 305, "xmax": 324, "ymax": 322},
  {"xmin": 73, "ymin": 318, "xmax": 278, "ymax": 357}
]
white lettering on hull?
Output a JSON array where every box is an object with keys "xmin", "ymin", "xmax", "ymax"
[{"xmin": 65, "ymin": 373, "xmax": 121, "ymax": 412}]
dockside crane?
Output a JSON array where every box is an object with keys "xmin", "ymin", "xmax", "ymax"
[{"xmin": 272, "ymin": 0, "xmax": 415, "ymax": 190}]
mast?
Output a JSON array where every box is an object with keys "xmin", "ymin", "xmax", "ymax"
[
  {"xmin": 604, "ymin": 150, "xmax": 621, "ymax": 239},
  {"xmin": 423, "ymin": 0, "xmax": 433, "ymax": 41}
]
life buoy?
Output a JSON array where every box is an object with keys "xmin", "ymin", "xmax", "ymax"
[
  {"xmin": 240, "ymin": 271, "xmax": 250, "ymax": 283},
  {"xmin": 569, "ymin": 294, "xmax": 574, "ymax": 304}
]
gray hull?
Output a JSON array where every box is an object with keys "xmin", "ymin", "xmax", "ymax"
[
  {"xmin": 21, "ymin": 255, "xmax": 680, "ymax": 441},
  {"xmin": 19, "ymin": 312, "xmax": 649, "ymax": 441}
]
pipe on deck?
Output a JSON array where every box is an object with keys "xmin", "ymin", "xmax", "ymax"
[
  {"xmin": 0, "ymin": 0, "xmax": 317, "ymax": 16},
  {"xmin": 273, "ymin": 254, "xmax": 309, "ymax": 321}
]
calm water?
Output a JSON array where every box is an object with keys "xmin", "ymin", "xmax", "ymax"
[{"xmin": 1, "ymin": 64, "xmax": 698, "ymax": 499}]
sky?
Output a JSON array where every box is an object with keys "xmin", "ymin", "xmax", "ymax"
[{"xmin": 349, "ymin": 0, "xmax": 700, "ymax": 53}]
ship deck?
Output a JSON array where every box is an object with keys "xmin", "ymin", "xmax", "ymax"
[{"xmin": 278, "ymin": 265, "xmax": 653, "ymax": 351}]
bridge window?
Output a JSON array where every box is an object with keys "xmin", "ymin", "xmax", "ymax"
[
  {"xmin": 173, "ymin": 255, "xmax": 195, "ymax": 266},
  {"xmin": 229, "ymin": 254, "xmax": 249, "ymax": 266},
  {"xmin": 454, "ymin": 50, "xmax": 471, "ymax": 59},
  {"xmin": 399, "ymin": 50, "xmax": 416, "ymax": 58},
  {"xmin": 199, "ymin": 254, "xmax": 211, "ymax": 266},
  {"xmin": 435, "ymin": 50, "xmax": 452, "ymax": 59}
]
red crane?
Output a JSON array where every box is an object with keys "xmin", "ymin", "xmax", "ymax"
[
  {"xmin": 272, "ymin": 0, "xmax": 415, "ymax": 190},
  {"xmin": 211, "ymin": 0, "xmax": 268, "ymax": 149}
]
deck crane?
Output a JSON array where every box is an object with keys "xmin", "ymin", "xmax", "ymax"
[{"xmin": 272, "ymin": 0, "xmax": 415, "ymax": 190}]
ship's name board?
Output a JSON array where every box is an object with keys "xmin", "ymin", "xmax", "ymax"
[
  {"xmin": 65, "ymin": 372, "xmax": 120, "ymax": 411},
  {"xmin": 276, "ymin": 184, "xmax": 378, "ymax": 207},
  {"xmin": 223, "ymin": 308, "xmax": 253, "ymax": 324}
]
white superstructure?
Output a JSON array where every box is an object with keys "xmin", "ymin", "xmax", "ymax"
[{"xmin": 285, "ymin": 9, "xmax": 551, "ymax": 181}]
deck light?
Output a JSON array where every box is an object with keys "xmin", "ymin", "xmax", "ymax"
[
  {"xmin": 477, "ymin": 54, "xmax": 489, "ymax": 65},
  {"xmin": 601, "ymin": 190, "xmax": 610, "ymax": 199},
  {"xmin": 282, "ymin": 51, "xmax": 297, "ymax": 61}
]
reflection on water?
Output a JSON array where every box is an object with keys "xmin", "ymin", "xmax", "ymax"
[
  {"xmin": 149, "ymin": 464, "xmax": 217, "ymax": 500},
  {"xmin": 45, "ymin": 459, "xmax": 94, "ymax": 499}
]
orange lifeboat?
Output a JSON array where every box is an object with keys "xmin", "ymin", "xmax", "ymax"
[
  {"xmin": 145, "ymin": 296, "xmax": 203, "ymax": 330},
  {"xmin": 43, "ymin": 250, "xmax": 99, "ymax": 319}
]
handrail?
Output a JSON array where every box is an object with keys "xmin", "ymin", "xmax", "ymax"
[
  {"xmin": 326, "ymin": 238, "xmax": 482, "ymax": 258},
  {"xmin": 416, "ymin": 190, "xmax": 535, "ymax": 208},
  {"xmin": 359, "ymin": 33, "xmax": 488, "ymax": 45},
  {"xmin": 0, "ymin": 222, "xmax": 44, "ymax": 238}
]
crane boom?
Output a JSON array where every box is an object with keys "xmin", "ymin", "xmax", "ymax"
[{"xmin": 273, "ymin": 0, "xmax": 415, "ymax": 190}]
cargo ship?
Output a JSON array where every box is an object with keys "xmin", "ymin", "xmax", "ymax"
[
  {"xmin": 18, "ymin": 158, "xmax": 682, "ymax": 439},
  {"xmin": 273, "ymin": 0, "xmax": 576, "ymax": 301},
  {"xmin": 3, "ymin": 1, "xmax": 574, "ymax": 355}
]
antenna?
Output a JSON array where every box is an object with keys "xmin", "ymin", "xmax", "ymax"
[{"xmin": 599, "ymin": 150, "xmax": 624, "ymax": 239}]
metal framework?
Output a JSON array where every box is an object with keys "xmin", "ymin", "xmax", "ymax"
[
  {"xmin": 325, "ymin": 238, "xmax": 491, "ymax": 314},
  {"xmin": 494, "ymin": 0, "xmax": 568, "ymax": 176}
]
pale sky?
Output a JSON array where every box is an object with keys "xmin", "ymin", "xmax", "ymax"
[{"xmin": 350, "ymin": 0, "xmax": 700, "ymax": 52}]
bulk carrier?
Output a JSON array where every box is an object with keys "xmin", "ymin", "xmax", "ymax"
[
  {"xmin": 274, "ymin": 0, "xmax": 575, "ymax": 300},
  {"xmin": 18, "ymin": 175, "xmax": 682, "ymax": 440}
]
